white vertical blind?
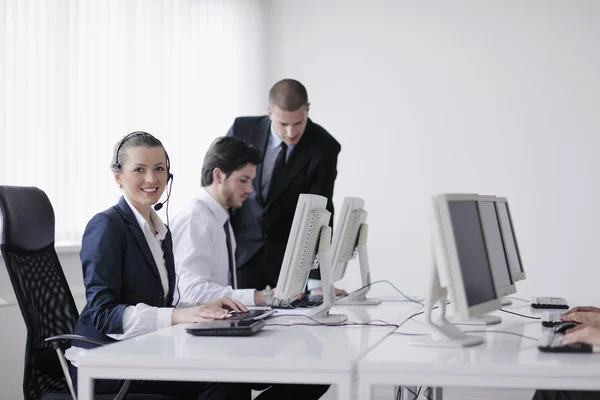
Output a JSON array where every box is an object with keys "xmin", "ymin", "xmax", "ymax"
[{"xmin": 1, "ymin": 0, "xmax": 268, "ymax": 244}]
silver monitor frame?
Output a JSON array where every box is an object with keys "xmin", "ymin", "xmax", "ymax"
[
  {"xmin": 479, "ymin": 195, "xmax": 517, "ymax": 298},
  {"xmin": 496, "ymin": 197, "xmax": 526, "ymax": 282},
  {"xmin": 412, "ymin": 193, "xmax": 502, "ymax": 348}
]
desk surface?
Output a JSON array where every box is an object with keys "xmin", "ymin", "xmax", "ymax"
[
  {"xmin": 360, "ymin": 303, "xmax": 600, "ymax": 392},
  {"xmin": 77, "ymin": 302, "xmax": 419, "ymax": 371}
]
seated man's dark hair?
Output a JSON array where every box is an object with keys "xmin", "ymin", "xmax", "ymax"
[{"xmin": 201, "ymin": 136, "xmax": 263, "ymax": 186}]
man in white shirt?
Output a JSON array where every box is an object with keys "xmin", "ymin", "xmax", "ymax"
[{"xmin": 171, "ymin": 136, "xmax": 270, "ymax": 306}]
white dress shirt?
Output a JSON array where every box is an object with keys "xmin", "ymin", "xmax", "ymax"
[
  {"xmin": 108, "ymin": 197, "xmax": 174, "ymax": 340},
  {"xmin": 170, "ymin": 188, "xmax": 256, "ymax": 306}
]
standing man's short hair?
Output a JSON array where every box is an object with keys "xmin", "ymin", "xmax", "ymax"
[
  {"xmin": 201, "ymin": 136, "xmax": 263, "ymax": 187},
  {"xmin": 268, "ymin": 79, "xmax": 309, "ymax": 112}
]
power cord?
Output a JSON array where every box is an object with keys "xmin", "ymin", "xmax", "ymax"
[
  {"xmin": 504, "ymin": 296, "xmax": 530, "ymax": 303},
  {"xmin": 393, "ymin": 328, "xmax": 538, "ymax": 341},
  {"xmin": 336, "ymin": 280, "xmax": 423, "ymax": 305},
  {"xmin": 465, "ymin": 330, "xmax": 538, "ymax": 341},
  {"xmin": 266, "ymin": 314, "xmax": 400, "ymax": 328},
  {"xmin": 499, "ymin": 309, "xmax": 541, "ymax": 320}
]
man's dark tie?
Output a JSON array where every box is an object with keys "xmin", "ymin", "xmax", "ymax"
[
  {"xmin": 223, "ymin": 220, "xmax": 236, "ymax": 289},
  {"xmin": 268, "ymin": 142, "xmax": 288, "ymax": 202}
]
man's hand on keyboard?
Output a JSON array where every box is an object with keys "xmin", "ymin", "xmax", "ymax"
[
  {"xmin": 561, "ymin": 311, "xmax": 600, "ymax": 325},
  {"xmin": 201, "ymin": 297, "xmax": 246, "ymax": 313},
  {"xmin": 561, "ymin": 324, "xmax": 600, "ymax": 346}
]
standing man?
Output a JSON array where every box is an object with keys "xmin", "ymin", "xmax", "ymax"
[{"xmin": 227, "ymin": 79, "xmax": 346, "ymax": 295}]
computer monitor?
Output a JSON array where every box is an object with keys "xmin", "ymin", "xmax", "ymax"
[
  {"xmin": 480, "ymin": 195, "xmax": 516, "ymax": 299},
  {"xmin": 330, "ymin": 197, "xmax": 380, "ymax": 306},
  {"xmin": 412, "ymin": 193, "xmax": 502, "ymax": 348},
  {"xmin": 273, "ymin": 194, "xmax": 348, "ymax": 323},
  {"xmin": 496, "ymin": 197, "xmax": 526, "ymax": 282}
]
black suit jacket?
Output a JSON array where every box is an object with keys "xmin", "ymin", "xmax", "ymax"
[
  {"xmin": 74, "ymin": 196, "xmax": 176, "ymax": 348},
  {"xmin": 227, "ymin": 116, "xmax": 341, "ymax": 281}
]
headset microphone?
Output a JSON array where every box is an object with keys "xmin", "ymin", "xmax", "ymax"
[{"xmin": 154, "ymin": 173, "xmax": 174, "ymax": 211}]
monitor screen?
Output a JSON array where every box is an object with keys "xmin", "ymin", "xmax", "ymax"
[
  {"xmin": 480, "ymin": 201, "xmax": 513, "ymax": 290},
  {"xmin": 496, "ymin": 202, "xmax": 524, "ymax": 279},
  {"xmin": 448, "ymin": 200, "xmax": 497, "ymax": 307}
]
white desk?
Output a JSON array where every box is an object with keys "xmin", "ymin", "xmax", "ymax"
[
  {"xmin": 359, "ymin": 306, "xmax": 600, "ymax": 399},
  {"xmin": 76, "ymin": 302, "xmax": 421, "ymax": 400}
]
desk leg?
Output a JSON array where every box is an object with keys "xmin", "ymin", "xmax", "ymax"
[
  {"xmin": 77, "ymin": 369, "xmax": 93, "ymax": 400},
  {"xmin": 338, "ymin": 377, "xmax": 353, "ymax": 400},
  {"xmin": 433, "ymin": 387, "xmax": 443, "ymax": 400},
  {"xmin": 358, "ymin": 380, "xmax": 372, "ymax": 399}
]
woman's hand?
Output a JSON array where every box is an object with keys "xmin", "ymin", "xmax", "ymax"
[{"xmin": 171, "ymin": 304, "xmax": 230, "ymax": 325}]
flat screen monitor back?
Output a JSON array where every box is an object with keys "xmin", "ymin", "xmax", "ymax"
[{"xmin": 496, "ymin": 197, "xmax": 526, "ymax": 282}]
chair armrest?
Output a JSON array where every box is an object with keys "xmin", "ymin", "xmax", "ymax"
[{"xmin": 45, "ymin": 334, "xmax": 111, "ymax": 348}]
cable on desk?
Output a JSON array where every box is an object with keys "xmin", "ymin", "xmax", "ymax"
[
  {"xmin": 406, "ymin": 301, "xmax": 449, "ymax": 321},
  {"xmin": 391, "ymin": 331, "xmax": 428, "ymax": 336},
  {"xmin": 505, "ymin": 296, "xmax": 530, "ymax": 303},
  {"xmin": 499, "ymin": 309, "xmax": 541, "ymax": 320},
  {"xmin": 265, "ymin": 314, "xmax": 400, "ymax": 328},
  {"xmin": 336, "ymin": 280, "xmax": 424, "ymax": 305},
  {"xmin": 464, "ymin": 330, "xmax": 538, "ymax": 341}
]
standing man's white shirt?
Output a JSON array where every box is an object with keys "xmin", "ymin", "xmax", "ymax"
[{"xmin": 171, "ymin": 188, "xmax": 256, "ymax": 305}]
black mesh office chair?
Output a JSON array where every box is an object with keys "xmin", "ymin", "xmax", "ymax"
[{"xmin": 0, "ymin": 186, "xmax": 166, "ymax": 400}]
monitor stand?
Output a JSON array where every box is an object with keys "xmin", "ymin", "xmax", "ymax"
[
  {"xmin": 410, "ymin": 247, "xmax": 484, "ymax": 348},
  {"xmin": 335, "ymin": 224, "xmax": 381, "ymax": 306},
  {"xmin": 276, "ymin": 226, "xmax": 348, "ymax": 325},
  {"xmin": 448, "ymin": 314, "xmax": 501, "ymax": 326},
  {"xmin": 501, "ymin": 297, "xmax": 513, "ymax": 306}
]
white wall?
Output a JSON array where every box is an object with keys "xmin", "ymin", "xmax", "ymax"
[{"xmin": 265, "ymin": 0, "xmax": 600, "ymax": 300}]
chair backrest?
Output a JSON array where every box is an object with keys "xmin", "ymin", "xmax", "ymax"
[{"xmin": 0, "ymin": 186, "xmax": 79, "ymax": 400}]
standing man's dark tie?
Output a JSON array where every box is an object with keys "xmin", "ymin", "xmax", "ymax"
[
  {"xmin": 223, "ymin": 220, "xmax": 236, "ymax": 289},
  {"xmin": 268, "ymin": 142, "xmax": 288, "ymax": 202}
]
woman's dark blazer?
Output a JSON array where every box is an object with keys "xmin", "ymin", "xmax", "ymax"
[{"xmin": 74, "ymin": 196, "xmax": 176, "ymax": 348}]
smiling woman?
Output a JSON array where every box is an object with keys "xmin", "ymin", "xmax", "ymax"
[
  {"xmin": 111, "ymin": 132, "xmax": 173, "ymax": 225},
  {"xmin": 69, "ymin": 131, "xmax": 251, "ymax": 398}
]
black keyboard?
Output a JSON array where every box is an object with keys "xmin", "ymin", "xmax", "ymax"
[
  {"xmin": 228, "ymin": 309, "xmax": 275, "ymax": 321},
  {"xmin": 541, "ymin": 311, "xmax": 564, "ymax": 327},
  {"xmin": 531, "ymin": 296, "xmax": 569, "ymax": 309},
  {"xmin": 538, "ymin": 331, "xmax": 592, "ymax": 353}
]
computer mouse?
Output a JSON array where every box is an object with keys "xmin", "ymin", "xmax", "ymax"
[{"xmin": 553, "ymin": 321, "xmax": 580, "ymax": 334}]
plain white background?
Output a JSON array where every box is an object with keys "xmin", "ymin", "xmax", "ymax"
[
  {"xmin": 265, "ymin": 0, "xmax": 600, "ymax": 303},
  {"xmin": 2, "ymin": 1, "xmax": 600, "ymax": 399}
]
